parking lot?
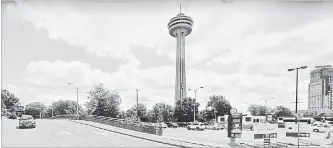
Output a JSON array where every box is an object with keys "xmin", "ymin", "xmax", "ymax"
[{"xmin": 161, "ymin": 123, "xmax": 333, "ymax": 147}]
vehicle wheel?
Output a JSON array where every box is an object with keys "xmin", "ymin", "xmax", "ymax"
[
  {"xmin": 187, "ymin": 127, "xmax": 190, "ymax": 130},
  {"xmin": 196, "ymin": 127, "xmax": 199, "ymax": 130},
  {"xmin": 213, "ymin": 127, "xmax": 216, "ymax": 130}
]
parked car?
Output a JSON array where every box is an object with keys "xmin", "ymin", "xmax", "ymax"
[
  {"xmin": 242, "ymin": 124, "xmax": 254, "ymax": 131},
  {"xmin": 187, "ymin": 122, "xmax": 205, "ymax": 131},
  {"xmin": 160, "ymin": 123, "xmax": 168, "ymax": 128},
  {"xmin": 154, "ymin": 123, "xmax": 167, "ymax": 129},
  {"xmin": 19, "ymin": 115, "xmax": 36, "ymax": 129},
  {"xmin": 219, "ymin": 122, "xmax": 227, "ymax": 128},
  {"xmin": 8, "ymin": 114, "xmax": 17, "ymax": 119},
  {"xmin": 312, "ymin": 121, "xmax": 323, "ymax": 126},
  {"xmin": 205, "ymin": 123, "xmax": 224, "ymax": 130},
  {"xmin": 166, "ymin": 122, "xmax": 178, "ymax": 128},
  {"xmin": 140, "ymin": 122, "xmax": 150, "ymax": 127},
  {"xmin": 312, "ymin": 123, "xmax": 332, "ymax": 133},
  {"xmin": 326, "ymin": 121, "xmax": 333, "ymax": 126}
]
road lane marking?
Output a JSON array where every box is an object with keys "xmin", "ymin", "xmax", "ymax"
[
  {"xmin": 40, "ymin": 128, "xmax": 64, "ymax": 147},
  {"xmin": 57, "ymin": 121, "xmax": 127, "ymax": 147},
  {"xmin": 58, "ymin": 132, "xmax": 73, "ymax": 135}
]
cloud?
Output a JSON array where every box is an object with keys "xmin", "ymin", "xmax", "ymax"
[{"xmin": 2, "ymin": 0, "xmax": 333, "ymax": 113}]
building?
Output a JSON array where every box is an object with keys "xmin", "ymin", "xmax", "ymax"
[
  {"xmin": 308, "ymin": 65, "xmax": 333, "ymax": 111},
  {"xmin": 168, "ymin": 10, "xmax": 194, "ymax": 105}
]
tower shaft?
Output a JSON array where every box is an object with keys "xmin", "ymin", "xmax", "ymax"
[{"xmin": 175, "ymin": 29, "xmax": 187, "ymax": 105}]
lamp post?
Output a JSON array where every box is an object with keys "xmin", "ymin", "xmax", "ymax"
[
  {"xmin": 68, "ymin": 83, "xmax": 79, "ymax": 118},
  {"xmin": 136, "ymin": 89, "xmax": 139, "ymax": 122},
  {"xmin": 260, "ymin": 97, "xmax": 274, "ymax": 122},
  {"xmin": 188, "ymin": 87, "xmax": 204, "ymax": 122},
  {"xmin": 288, "ymin": 66, "xmax": 307, "ymax": 148},
  {"xmin": 260, "ymin": 97, "xmax": 274, "ymax": 108}
]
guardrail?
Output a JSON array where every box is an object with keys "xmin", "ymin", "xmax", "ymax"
[
  {"xmin": 50, "ymin": 114, "xmax": 75, "ymax": 119},
  {"xmin": 81, "ymin": 115, "xmax": 163, "ymax": 136}
]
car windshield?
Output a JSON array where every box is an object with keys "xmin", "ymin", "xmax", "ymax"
[{"xmin": 21, "ymin": 116, "xmax": 33, "ymax": 120}]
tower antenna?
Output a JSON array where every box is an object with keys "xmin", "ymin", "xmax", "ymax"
[{"xmin": 179, "ymin": 0, "xmax": 183, "ymax": 13}]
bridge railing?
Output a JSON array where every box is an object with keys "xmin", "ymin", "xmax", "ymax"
[{"xmin": 80, "ymin": 115, "xmax": 163, "ymax": 136}]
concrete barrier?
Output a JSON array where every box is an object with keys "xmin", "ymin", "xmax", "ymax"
[{"xmin": 81, "ymin": 115, "xmax": 163, "ymax": 136}]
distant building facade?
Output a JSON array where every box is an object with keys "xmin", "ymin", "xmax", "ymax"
[{"xmin": 308, "ymin": 65, "xmax": 333, "ymax": 111}]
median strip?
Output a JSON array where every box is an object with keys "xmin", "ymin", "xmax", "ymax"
[{"xmin": 71, "ymin": 120, "xmax": 227, "ymax": 148}]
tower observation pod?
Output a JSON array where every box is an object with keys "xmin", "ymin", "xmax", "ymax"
[{"xmin": 167, "ymin": 13, "xmax": 194, "ymax": 106}]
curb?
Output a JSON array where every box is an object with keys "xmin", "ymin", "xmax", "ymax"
[{"xmin": 71, "ymin": 120, "xmax": 226, "ymax": 148}]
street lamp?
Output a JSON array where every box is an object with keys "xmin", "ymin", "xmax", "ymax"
[
  {"xmin": 288, "ymin": 65, "xmax": 307, "ymax": 148},
  {"xmin": 287, "ymin": 66, "xmax": 307, "ymax": 114},
  {"xmin": 68, "ymin": 83, "xmax": 79, "ymax": 118},
  {"xmin": 188, "ymin": 86, "xmax": 204, "ymax": 122},
  {"xmin": 260, "ymin": 97, "xmax": 274, "ymax": 107},
  {"xmin": 136, "ymin": 89, "xmax": 139, "ymax": 122}
]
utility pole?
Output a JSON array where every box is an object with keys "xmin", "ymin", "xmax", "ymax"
[{"xmin": 136, "ymin": 89, "xmax": 139, "ymax": 122}]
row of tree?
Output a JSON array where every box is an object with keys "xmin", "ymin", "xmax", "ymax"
[{"xmin": 4, "ymin": 83, "xmax": 331, "ymax": 122}]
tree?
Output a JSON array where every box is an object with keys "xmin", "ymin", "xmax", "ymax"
[
  {"xmin": 118, "ymin": 110, "xmax": 126, "ymax": 119},
  {"xmin": 85, "ymin": 84, "xmax": 122, "ymax": 118},
  {"xmin": 126, "ymin": 103, "xmax": 147, "ymax": 121},
  {"xmin": 197, "ymin": 110, "xmax": 206, "ymax": 122},
  {"xmin": 206, "ymin": 95, "xmax": 232, "ymax": 117},
  {"xmin": 248, "ymin": 104, "xmax": 268, "ymax": 116},
  {"xmin": 174, "ymin": 97, "xmax": 199, "ymax": 122},
  {"xmin": 273, "ymin": 105, "xmax": 293, "ymax": 119},
  {"xmin": 45, "ymin": 100, "xmax": 83, "ymax": 117},
  {"xmin": 1, "ymin": 89, "xmax": 20, "ymax": 112},
  {"xmin": 25, "ymin": 102, "xmax": 46, "ymax": 118},
  {"xmin": 151, "ymin": 103, "xmax": 174, "ymax": 123},
  {"xmin": 303, "ymin": 111, "xmax": 317, "ymax": 117},
  {"xmin": 145, "ymin": 110, "xmax": 155, "ymax": 122}
]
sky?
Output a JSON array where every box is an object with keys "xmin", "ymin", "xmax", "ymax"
[{"xmin": 1, "ymin": 0, "xmax": 333, "ymax": 113}]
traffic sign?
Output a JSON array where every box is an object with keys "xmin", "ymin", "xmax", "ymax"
[
  {"xmin": 230, "ymin": 108, "xmax": 237, "ymax": 114},
  {"xmin": 264, "ymin": 138, "xmax": 270, "ymax": 145}
]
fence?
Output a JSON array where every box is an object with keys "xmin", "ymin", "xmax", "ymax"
[{"xmin": 82, "ymin": 115, "xmax": 163, "ymax": 136}]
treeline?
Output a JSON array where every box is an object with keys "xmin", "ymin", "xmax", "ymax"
[
  {"xmin": 1, "ymin": 84, "xmax": 234, "ymax": 122},
  {"xmin": 4, "ymin": 83, "xmax": 324, "ymax": 122}
]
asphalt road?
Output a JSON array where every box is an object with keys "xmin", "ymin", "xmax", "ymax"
[{"xmin": 2, "ymin": 117, "xmax": 175, "ymax": 147}]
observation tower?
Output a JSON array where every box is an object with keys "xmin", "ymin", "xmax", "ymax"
[{"xmin": 167, "ymin": 5, "xmax": 194, "ymax": 106}]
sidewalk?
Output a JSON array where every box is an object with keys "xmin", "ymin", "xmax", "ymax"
[{"xmin": 71, "ymin": 120, "xmax": 233, "ymax": 148}]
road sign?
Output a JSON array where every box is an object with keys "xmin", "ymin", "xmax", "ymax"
[
  {"xmin": 228, "ymin": 113, "xmax": 242, "ymax": 138},
  {"xmin": 264, "ymin": 138, "xmax": 270, "ymax": 145},
  {"xmin": 254, "ymin": 133, "xmax": 277, "ymax": 139},
  {"xmin": 286, "ymin": 132, "xmax": 310, "ymax": 138},
  {"xmin": 230, "ymin": 108, "xmax": 237, "ymax": 114}
]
